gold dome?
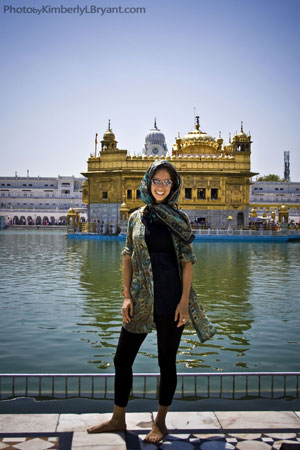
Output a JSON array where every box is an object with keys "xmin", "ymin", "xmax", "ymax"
[
  {"xmin": 182, "ymin": 115, "xmax": 215, "ymax": 144},
  {"xmin": 224, "ymin": 133, "xmax": 234, "ymax": 151},
  {"xmin": 182, "ymin": 128, "xmax": 215, "ymax": 143},
  {"xmin": 103, "ymin": 119, "xmax": 115, "ymax": 141},
  {"xmin": 120, "ymin": 202, "xmax": 129, "ymax": 211},
  {"xmin": 172, "ymin": 115, "xmax": 219, "ymax": 156}
]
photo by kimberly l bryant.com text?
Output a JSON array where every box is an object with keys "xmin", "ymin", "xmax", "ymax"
[{"xmin": 3, "ymin": 5, "xmax": 147, "ymax": 16}]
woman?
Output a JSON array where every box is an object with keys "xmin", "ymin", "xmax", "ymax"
[{"xmin": 88, "ymin": 160, "xmax": 215, "ymax": 443}]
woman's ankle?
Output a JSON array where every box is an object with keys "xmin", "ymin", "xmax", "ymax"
[{"xmin": 111, "ymin": 405, "xmax": 126, "ymax": 424}]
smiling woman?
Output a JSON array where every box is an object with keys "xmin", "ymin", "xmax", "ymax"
[{"xmin": 87, "ymin": 159, "xmax": 215, "ymax": 440}]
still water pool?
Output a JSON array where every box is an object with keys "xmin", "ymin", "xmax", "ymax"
[{"xmin": 1, "ymin": 230, "xmax": 300, "ymax": 375}]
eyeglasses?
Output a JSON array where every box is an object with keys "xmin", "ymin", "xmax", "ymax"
[{"xmin": 151, "ymin": 178, "xmax": 173, "ymax": 187}]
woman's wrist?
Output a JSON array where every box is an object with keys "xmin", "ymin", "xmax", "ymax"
[{"xmin": 123, "ymin": 288, "xmax": 131, "ymax": 298}]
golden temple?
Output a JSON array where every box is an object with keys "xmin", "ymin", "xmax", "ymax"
[{"xmin": 81, "ymin": 116, "xmax": 257, "ymax": 229}]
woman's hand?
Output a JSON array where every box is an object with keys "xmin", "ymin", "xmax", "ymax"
[
  {"xmin": 122, "ymin": 298, "xmax": 133, "ymax": 323},
  {"xmin": 175, "ymin": 260, "xmax": 192, "ymax": 327},
  {"xmin": 174, "ymin": 299, "xmax": 189, "ymax": 327}
]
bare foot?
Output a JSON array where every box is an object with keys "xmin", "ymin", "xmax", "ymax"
[
  {"xmin": 144, "ymin": 423, "xmax": 167, "ymax": 444},
  {"xmin": 87, "ymin": 418, "xmax": 126, "ymax": 434}
]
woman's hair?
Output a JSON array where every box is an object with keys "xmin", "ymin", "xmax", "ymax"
[{"xmin": 151, "ymin": 162, "xmax": 180, "ymax": 201}]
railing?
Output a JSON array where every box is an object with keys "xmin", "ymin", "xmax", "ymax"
[
  {"xmin": 193, "ymin": 229, "xmax": 300, "ymax": 236},
  {"xmin": 1, "ymin": 372, "xmax": 299, "ymax": 401},
  {"xmin": 66, "ymin": 226, "xmax": 300, "ymax": 238}
]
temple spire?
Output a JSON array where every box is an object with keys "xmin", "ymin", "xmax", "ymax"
[
  {"xmin": 195, "ymin": 114, "xmax": 200, "ymax": 130},
  {"xmin": 154, "ymin": 117, "xmax": 158, "ymax": 129},
  {"xmin": 241, "ymin": 121, "xmax": 244, "ymax": 133},
  {"xmin": 108, "ymin": 119, "xmax": 111, "ymax": 131}
]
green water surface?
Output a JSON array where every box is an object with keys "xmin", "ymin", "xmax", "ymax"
[{"xmin": 1, "ymin": 230, "xmax": 300, "ymax": 375}]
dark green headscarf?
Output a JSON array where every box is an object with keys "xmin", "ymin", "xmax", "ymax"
[{"xmin": 140, "ymin": 160, "xmax": 195, "ymax": 244}]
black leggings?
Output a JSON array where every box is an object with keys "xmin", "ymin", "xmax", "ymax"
[{"xmin": 114, "ymin": 315, "xmax": 184, "ymax": 407}]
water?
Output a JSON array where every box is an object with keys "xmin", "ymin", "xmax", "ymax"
[{"xmin": 1, "ymin": 230, "xmax": 300, "ymax": 376}]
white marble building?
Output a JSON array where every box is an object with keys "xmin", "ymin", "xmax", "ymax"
[
  {"xmin": 250, "ymin": 180, "xmax": 300, "ymax": 222},
  {"xmin": 0, "ymin": 174, "xmax": 87, "ymax": 225}
]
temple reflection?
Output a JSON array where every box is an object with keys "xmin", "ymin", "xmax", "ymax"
[{"xmin": 67, "ymin": 238, "xmax": 261, "ymax": 371}]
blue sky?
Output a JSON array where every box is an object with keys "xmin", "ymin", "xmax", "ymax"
[{"xmin": 1, "ymin": 0, "xmax": 300, "ymax": 180}]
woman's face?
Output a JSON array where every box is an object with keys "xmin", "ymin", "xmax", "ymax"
[{"xmin": 150, "ymin": 168, "xmax": 173, "ymax": 204}]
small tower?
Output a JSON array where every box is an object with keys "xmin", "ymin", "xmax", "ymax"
[
  {"xmin": 174, "ymin": 132, "xmax": 182, "ymax": 153},
  {"xmin": 216, "ymin": 131, "xmax": 223, "ymax": 150},
  {"xmin": 223, "ymin": 133, "xmax": 234, "ymax": 153},
  {"xmin": 101, "ymin": 120, "xmax": 118, "ymax": 152},
  {"xmin": 120, "ymin": 196, "xmax": 130, "ymax": 222},
  {"xmin": 232, "ymin": 121, "xmax": 252, "ymax": 152}
]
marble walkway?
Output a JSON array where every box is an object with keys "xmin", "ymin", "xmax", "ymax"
[{"xmin": 1, "ymin": 411, "xmax": 300, "ymax": 449}]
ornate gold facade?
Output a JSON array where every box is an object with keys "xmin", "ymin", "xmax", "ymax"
[{"xmin": 82, "ymin": 117, "xmax": 257, "ymax": 228}]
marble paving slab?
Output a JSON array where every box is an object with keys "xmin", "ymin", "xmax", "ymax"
[
  {"xmin": 71, "ymin": 430, "xmax": 126, "ymax": 447},
  {"xmin": 57, "ymin": 412, "xmax": 152, "ymax": 432},
  {"xmin": 154, "ymin": 411, "xmax": 220, "ymax": 430},
  {"xmin": 215, "ymin": 411, "xmax": 300, "ymax": 429},
  {"xmin": 124, "ymin": 413, "xmax": 153, "ymax": 430},
  {"xmin": 0, "ymin": 415, "xmax": 59, "ymax": 433},
  {"xmin": 57, "ymin": 413, "xmax": 111, "ymax": 432}
]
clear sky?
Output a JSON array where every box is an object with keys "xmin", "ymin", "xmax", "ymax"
[{"xmin": 1, "ymin": 0, "xmax": 299, "ymax": 180}]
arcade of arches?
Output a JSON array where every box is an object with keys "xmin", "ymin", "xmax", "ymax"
[{"xmin": 8, "ymin": 213, "xmax": 86, "ymax": 226}]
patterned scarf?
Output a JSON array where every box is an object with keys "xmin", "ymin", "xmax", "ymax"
[{"xmin": 140, "ymin": 160, "xmax": 195, "ymax": 244}]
